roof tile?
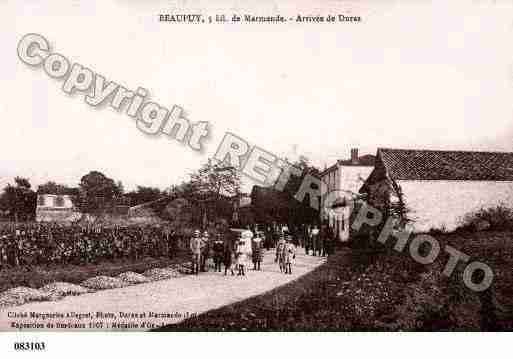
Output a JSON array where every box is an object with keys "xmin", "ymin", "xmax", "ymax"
[{"xmin": 379, "ymin": 148, "xmax": 513, "ymax": 181}]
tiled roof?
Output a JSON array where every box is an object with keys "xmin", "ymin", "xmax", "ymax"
[
  {"xmin": 379, "ymin": 148, "xmax": 513, "ymax": 181},
  {"xmin": 320, "ymin": 154, "xmax": 375, "ymax": 176}
]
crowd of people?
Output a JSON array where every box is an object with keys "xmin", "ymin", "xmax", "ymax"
[
  {"xmin": 248, "ymin": 222, "xmax": 336, "ymax": 257},
  {"xmin": 187, "ymin": 222, "xmax": 336, "ymax": 276},
  {"xmin": 0, "ymin": 223, "xmax": 179, "ymax": 269}
]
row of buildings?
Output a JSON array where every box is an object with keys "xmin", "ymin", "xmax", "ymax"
[
  {"xmin": 35, "ymin": 194, "xmax": 163, "ymax": 225},
  {"xmin": 320, "ymin": 147, "xmax": 513, "ymax": 241},
  {"xmin": 36, "ymin": 147, "xmax": 513, "ymax": 241}
]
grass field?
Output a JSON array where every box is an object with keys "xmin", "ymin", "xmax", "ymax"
[
  {"xmin": 157, "ymin": 231, "xmax": 513, "ymax": 331},
  {"xmin": 0, "ymin": 252, "xmax": 189, "ymax": 293}
]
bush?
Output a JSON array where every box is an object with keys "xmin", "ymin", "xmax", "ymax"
[
  {"xmin": 427, "ymin": 225, "xmax": 448, "ymax": 236},
  {"xmin": 0, "ymin": 287, "xmax": 52, "ymax": 307},
  {"xmin": 81, "ymin": 276, "xmax": 129, "ymax": 290},
  {"xmin": 117, "ymin": 271, "xmax": 150, "ymax": 284},
  {"xmin": 459, "ymin": 205, "xmax": 513, "ymax": 232},
  {"xmin": 143, "ymin": 268, "xmax": 181, "ymax": 281},
  {"xmin": 40, "ymin": 282, "xmax": 91, "ymax": 297}
]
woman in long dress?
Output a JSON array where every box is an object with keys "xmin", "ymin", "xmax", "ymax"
[
  {"xmin": 236, "ymin": 240, "xmax": 246, "ymax": 276},
  {"xmin": 236, "ymin": 230, "xmax": 253, "ymax": 276}
]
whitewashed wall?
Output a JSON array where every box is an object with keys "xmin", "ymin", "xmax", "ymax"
[
  {"xmin": 37, "ymin": 194, "xmax": 74, "ymax": 209},
  {"xmin": 397, "ymin": 180, "xmax": 513, "ymax": 232},
  {"xmin": 322, "ymin": 165, "xmax": 374, "ymax": 241},
  {"xmin": 35, "ymin": 194, "xmax": 78, "ymax": 222},
  {"xmin": 338, "ymin": 165, "xmax": 374, "ymax": 195}
]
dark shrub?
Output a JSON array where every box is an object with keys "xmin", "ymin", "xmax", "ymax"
[{"xmin": 459, "ymin": 205, "xmax": 513, "ymax": 232}]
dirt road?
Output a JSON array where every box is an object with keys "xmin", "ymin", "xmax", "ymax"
[{"xmin": 0, "ymin": 251, "xmax": 325, "ymax": 331}]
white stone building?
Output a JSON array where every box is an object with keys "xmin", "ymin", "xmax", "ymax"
[
  {"xmin": 360, "ymin": 148, "xmax": 513, "ymax": 232},
  {"xmin": 320, "ymin": 148, "xmax": 375, "ymax": 242},
  {"xmin": 36, "ymin": 194, "xmax": 81, "ymax": 222}
]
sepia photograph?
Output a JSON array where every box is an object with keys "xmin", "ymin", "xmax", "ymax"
[{"xmin": 1, "ymin": 1, "xmax": 513, "ymax": 355}]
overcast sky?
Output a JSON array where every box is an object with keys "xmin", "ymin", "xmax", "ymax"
[{"xmin": 2, "ymin": 0, "xmax": 513, "ymax": 192}]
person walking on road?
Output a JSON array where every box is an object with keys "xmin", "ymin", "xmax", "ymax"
[
  {"xmin": 190, "ymin": 229, "xmax": 202, "ymax": 275},
  {"xmin": 239, "ymin": 230, "xmax": 253, "ymax": 276},
  {"xmin": 236, "ymin": 233, "xmax": 247, "ymax": 276},
  {"xmin": 251, "ymin": 231, "xmax": 264, "ymax": 271},
  {"xmin": 200, "ymin": 231, "xmax": 209, "ymax": 272},
  {"xmin": 284, "ymin": 235, "xmax": 296, "ymax": 275},
  {"xmin": 212, "ymin": 233, "xmax": 224, "ymax": 272},
  {"xmin": 304, "ymin": 224, "xmax": 311, "ymax": 255},
  {"xmin": 275, "ymin": 234, "xmax": 286, "ymax": 273},
  {"xmin": 311, "ymin": 225, "xmax": 320, "ymax": 256},
  {"xmin": 322, "ymin": 224, "xmax": 334, "ymax": 257},
  {"xmin": 223, "ymin": 239, "xmax": 236, "ymax": 276}
]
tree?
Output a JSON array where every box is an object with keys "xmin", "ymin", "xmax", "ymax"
[
  {"xmin": 187, "ymin": 159, "xmax": 241, "ymax": 227},
  {"xmin": 190, "ymin": 159, "xmax": 241, "ymax": 199},
  {"xmin": 37, "ymin": 181, "xmax": 78, "ymax": 196},
  {"xmin": 276, "ymin": 157, "xmax": 320, "ymax": 226},
  {"xmin": 124, "ymin": 186, "xmax": 162, "ymax": 206},
  {"xmin": 0, "ymin": 177, "xmax": 37, "ymax": 221},
  {"xmin": 249, "ymin": 156, "xmax": 321, "ymax": 227},
  {"xmin": 74, "ymin": 171, "xmax": 123, "ymax": 215},
  {"xmin": 162, "ymin": 197, "xmax": 194, "ymax": 232},
  {"xmin": 250, "ymin": 185, "xmax": 288, "ymax": 224}
]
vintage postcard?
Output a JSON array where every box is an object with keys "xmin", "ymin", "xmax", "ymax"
[{"xmin": 1, "ymin": 0, "xmax": 513, "ymax": 352}]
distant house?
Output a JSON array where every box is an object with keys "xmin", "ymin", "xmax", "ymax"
[
  {"xmin": 36, "ymin": 194, "xmax": 81, "ymax": 222},
  {"xmin": 320, "ymin": 148, "xmax": 375, "ymax": 242},
  {"xmin": 359, "ymin": 148, "xmax": 513, "ymax": 232}
]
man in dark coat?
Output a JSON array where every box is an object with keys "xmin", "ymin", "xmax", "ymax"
[
  {"xmin": 212, "ymin": 233, "xmax": 224, "ymax": 272},
  {"xmin": 310, "ymin": 224, "xmax": 320, "ymax": 256}
]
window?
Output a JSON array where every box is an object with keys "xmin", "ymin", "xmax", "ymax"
[{"xmin": 54, "ymin": 196, "xmax": 65, "ymax": 207}]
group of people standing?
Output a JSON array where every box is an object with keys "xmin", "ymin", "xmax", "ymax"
[
  {"xmin": 189, "ymin": 229, "xmax": 266, "ymax": 276},
  {"xmin": 250, "ymin": 222, "xmax": 336, "ymax": 257},
  {"xmin": 304, "ymin": 224, "xmax": 335, "ymax": 257},
  {"xmin": 275, "ymin": 232, "xmax": 296, "ymax": 274},
  {"xmin": 188, "ymin": 224, "xmax": 317, "ymax": 276}
]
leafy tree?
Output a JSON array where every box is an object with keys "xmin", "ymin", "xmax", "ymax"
[
  {"xmin": 162, "ymin": 197, "xmax": 194, "ymax": 231},
  {"xmin": 190, "ymin": 159, "xmax": 241, "ymax": 200},
  {"xmin": 250, "ymin": 156, "xmax": 321, "ymax": 226},
  {"xmin": 124, "ymin": 186, "xmax": 162, "ymax": 206},
  {"xmin": 0, "ymin": 177, "xmax": 37, "ymax": 221},
  {"xmin": 74, "ymin": 171, "xmax": 123, "ymax": 215},
  {"xmin": 37, "ymin": 181, "xmax": 78, "ymax": 196},
  {"xmin": 171, "ymin": 159, "xmax": 241, "ymax": 227}
]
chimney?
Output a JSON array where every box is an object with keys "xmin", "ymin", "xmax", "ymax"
[{"xmin": 351, "ymin": 148, "xmax": 359, "ymax": 165}]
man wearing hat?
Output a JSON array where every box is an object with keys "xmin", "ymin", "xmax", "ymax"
[
  {"xmin": 212, "ymin": 233, "xmax": 224, "ymax": 272},
  {"xmin": 223, "ymin": 238, "xmax": 236, "ymax": 276},
  {"xmin": 190, "ymin": 229, "xmax": 202, "ymax": 275},
  {"xmin": 275, "ymin": 233, "xmax": 287, "ymax": 273},
  {"xmin": 284, "ymin": 234, "xmax": 296, "ymax": 275},
  {"xmin": 200, "ymin": 231, "xmax": 210, "ymax": 272}
]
